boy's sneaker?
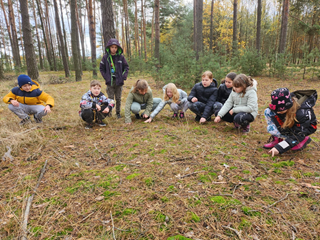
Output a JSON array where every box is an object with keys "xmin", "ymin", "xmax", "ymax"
[
  {"xmin": 99, "ymin": 122, "xmax": 106, "ymax": 127},
  {"xmin": 291, "ymin": 136, "xmax": 311, "ymax": 151},
  {"xmin": 34, "ymin": 114, "xmax": 42, "ymax": 123},
  {"xmin": 19, "ymin": 117, "xmax": 31, "ymax": 125},
  {"xmin": 85, "ymin": 123, "xmax": 93, "ymax": 129},
  {"xmin": 116, "ymin": 113, "xmax": 121, "ymax": 119},
  {"xmin": 195, "ymin": 115, "xmax": 201, "ymax": 121},
  {"xmin": 242, "ymin": 124, "xmax": 250, "ymax": 133},
  {"xmin": 172, "ymin": 113, "xmax": 178, "ymax": 118},
  {"xmin": 135, "ymin": 114, "xmax": 141, "ymax": 119},
  {"xmin": 179, "ymin": 112, "xmax": 185, "ymax": 119}
]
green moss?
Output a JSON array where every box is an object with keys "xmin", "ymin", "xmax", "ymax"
[
  {"xmin": 144, "ymin": 177, "xmax": 154, "ymax": 186},
  {"xmin": 167, "ymin": 235, "xmax": 193, "ymax": 240},
  {"xmin": 210, "ymin": 196, "xmax": 226, "ymax": 204},
  {"xmin": 242, "ymin": 206, "xmax": 261, "ymax": 217},
  {"xmin": 126, "ymin": 173, "xmax": 140, "ymax": 180},
  {"xmin": 272, "ymin": 160, "xmax": 295, "ymax": 168}
]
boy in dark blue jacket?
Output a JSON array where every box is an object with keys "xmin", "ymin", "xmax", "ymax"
[
  {"xmin": 188, "ymin": 71, "xmax": 219, "ymax": 123},
  {"xmin": 100, "ymin": 38, "xmax": 129, "ymax": 119}
]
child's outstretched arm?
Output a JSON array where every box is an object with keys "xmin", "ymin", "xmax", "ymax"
[{"xmin": 145, "ymin": 100, "xmax": 167, "ymax": 123}]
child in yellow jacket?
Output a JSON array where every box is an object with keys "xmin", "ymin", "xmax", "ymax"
[{"xmin": 3, "ymin": 74, "xmax": 54, "ymax": 125}]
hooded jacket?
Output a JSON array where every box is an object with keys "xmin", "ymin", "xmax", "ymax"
[
  {"xmin": 187, "ymin": 79, "xmax": 218, "ymax": 119},
  {"xmin": 217, "ymin": 83, "xmax": 232, "ymax": 104},
  {"xmin": 217, "ymin": 80, "xmax": 258, "ymax": 119},
  {"xmin": 3, "ymin": 80, "xmax": 54, "ymax": 107},
  {"xmin": 100, "ymin": 38, "xmax": 129, "ymax": 86},
  {"xmin": 272, "ymin": 89, "xmax": 317, "ymax": 154},
  {"xmin": 125, "ymin": 87, "xmax": 154, "ymax": 123}
]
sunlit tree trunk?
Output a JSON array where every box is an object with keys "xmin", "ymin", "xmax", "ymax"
[
  {"xmin": 151, "ymin": 7, "xmax": 154, "ymax": 57},
  {"xmin": 54, "ymin": 0, "xmax": 69, "ymax": 77},
  {"xmin": 32, "ymin": 0, "xmax": 43, "ymax": 69},
  {"xmin": 194, "ymin": 0, "xmax": 203, "ymax": 59},
  {"xmin": 256, "ymin": 0, "xmax": 261, "ymax": 52},
  {"xmin": 279, "ymin": 0, "xmax": 289, "ymax": 54},
  {"xmin": 141, "ymin": 0, "xmax": 147, "ymax": 61},
  {"xmin": 44, "ymin": 0, "xmax": 57, "ymax": 70},
  {"xmin": 59, "ymin": 0, "xmax": 69, "ymax": 61},
  {"xmin": 88, "ymin": 0, "xmax": 97, "ymax": 76},
  {"xmin": 75, "ymin": 2, "xmax": 86, "ymax": 64},
  {"xmin": 232, "ymin": 0, "xmax": 238, "ymax": 54},
  {"xmin": 134, "ymin": 0, "xmax": 140, "ymax": 55},
  {"xmin": 19, "ymin": 0, "xmax": 39, "ymax": 79},
  {"xmin": 0, "ymin": 41, "xmax": 4, "ymax": 79},
  {"xmin": 16, "ymin": 0, "xmax": 25, "ymax": 62},
  {"xmin": 101, "ymin": 0, "xmax": 115, "ymax": 51},
  {"xmin": 70, "ymin": 0, "xmax": 82, "ymax": 81},
  {"xmin": 154, "ymin": 0, "xmax": 160, "ymax": 62},
  {"xmin": 123, "ymin": 0, "xmax": 130, "ymax": 58},
  {"xmin": 209, "ymin": 0, "xmax": 214, "ymax": 51},
  {"xmin": 121, "ymin": 12, "xmax": 125, "ymax": 53}
]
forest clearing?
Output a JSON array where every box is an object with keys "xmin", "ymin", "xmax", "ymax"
[{"xmin": 0, "ymin": 72, "xmax": 320, "ymax": 239}]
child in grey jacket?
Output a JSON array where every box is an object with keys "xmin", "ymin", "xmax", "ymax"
[
  {"xmin": 145, "ymin": 83, "xmax": 189, "ymax": 123},
  {"xmin": 214, "ymin": 74, "xmax": 258, "ymax": 133}
]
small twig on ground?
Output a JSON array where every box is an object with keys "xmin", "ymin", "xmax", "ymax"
[
  {"xmin": 222, "ymin": 225, "xmax": 243, "ymax": 240},
  {"xmin": 212, "ymin": 182, "xmax": 227, "ymax": 184},
  {"xmin": 180, "ymin": 170, "xmax": 205, "ymax": 178},
  {"xmin": 79, "ymin": 211, "xmax": 95, "ymax": 223},
  {"xmin": 110, "ymin": 211, "xmax": 116, "ymax": 240},
  {"xmin": 21, "ymin": 159, "xmax": 48, "ymax": 240},
  {"xmin": 268, "ymin": 193, "xmax": 289, "ymax": 208},
  {"xmin": 232, "ymin": 183, "xmax": 243, "ymax": 197},
  {"xmin": 116, "ymin": 162, "xmax": 140, "ymax": 167},
  {"xmin": 169, "ymin": 156, "xmax": 194, "ymax": 162},
  {"xmin": 292, "ymin": 230, "xmax": 296, "ymax": 240}
]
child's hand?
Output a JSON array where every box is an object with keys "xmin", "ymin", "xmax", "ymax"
[
  {"xmin": 102, "ymin": 107, "xmax": 110, "ymax": 113},
  {"xmin": 44, "ymin": 105, "xmax": 51, "ymax": 113},
  {"xmin": 200, "ymin": 117, "xmax": 206, "ymax": 123},
  {"xmin": 142, "ymin": 114, "xmax": 148, "ymax": 119},
  {"xmin": 126, "ymin": 122, "xmax": 132, "ymax": 125},
  {"xmin": 191, "ymin": 97, "xmax": 198, "ymax": 103},
  {"xmin": 214, "ymin": 116, "xmax": 221, "ymax": 123},
  {"xmin": 268, "ymin": 147, "xmax": 279, "ymax": 157},
  {"xmin": 144, "ymin": 118, "xmax": 152, "ymax": 123},
  {"xmin": 176, "ymin": 101, "xmax": 181, "ymax": 105},
  {"xmin": 229, "ymin": 109, "xmax": 233, "ymax": 115},
  {"xmin": 96, "ymin": 105, "xmax": 101, "ymax": 111},
  {"xmin": 10, "ymin": 100, "xmax": 19, "ymax": 107}
]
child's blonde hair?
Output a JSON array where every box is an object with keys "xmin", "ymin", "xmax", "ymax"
[
  {"xmin": 282, "ymin": 98, "xmax": 300, "ymax": 129},
  {"xmin": 164, "ymin": 83, "xmax": 179, "ymax": 103},
  {"xmin": 90, "ymin": 80, "xmax": 101, "ymax": 88},
  {"xmin": 133, "ymin": 79, "xmax": 148, "ymax": 93},
  {"xmin": 202, "ymin": 71, "xmax": 213, "ymax": 79},
  {"xmin": 233, "ymin": 74, "xmax": 253, "ymax": 95}
]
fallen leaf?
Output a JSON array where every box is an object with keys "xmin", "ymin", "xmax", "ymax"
[
  {"xmin": 218, "ymin": 175, "xmax": 224, "ymax": 180},
  {"xmin": 33, "ymin": 203, "xmax": 49, "ymax": 208},
  {"xmin": 95, "ymin": 196, "xmax": 104, "ymax": 201},
  {"xmin": 7, "ymin": 214, "xmax": 14, "ymax": 218},
  {"xmin": 301, "ymin": 183, "xmax": 320, "ymax": 189},
  {"xmin": 64, "ymin": 145, "xmax": 75, "ymax": 148}
]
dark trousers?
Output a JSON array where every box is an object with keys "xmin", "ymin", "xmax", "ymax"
[
  {"xmin": 81, "ymin": 105, "xmax": 109, "ymax": 124},
  {"xmin": 189, "ymin": 102, "xmax": 222, "ymax": 118},
  {"xmin": 221, "ymin": 111, "xmax": 254, "ymax": 126},
  {"xmin": 107, "ymin": 81, "xmax": 123, "ymax": 114}
]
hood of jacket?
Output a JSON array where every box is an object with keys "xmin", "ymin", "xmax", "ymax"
[
  {"xmin": 245, "ymin": 79, "xmax": 257, "ymax": 93},
  {"xmin": 292, "ymin": 89, "xmax": 317, "ymax": 109},
  {"xmin": 106, "ymin": 38, "xmax": 123, "ymax": 55}
]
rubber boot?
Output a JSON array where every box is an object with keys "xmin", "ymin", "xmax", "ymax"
[
  {"xmin": 263, "ymin": 136, "xmax": 282, "ymax": 149},
  {"xmin": 291, "ymin": 136, "xmax": 311, "ymax": 151}
]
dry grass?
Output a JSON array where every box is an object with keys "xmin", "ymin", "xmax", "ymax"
[{"xmin": 0, "ymin": 71, "xmax": 320, "ymax": 240}]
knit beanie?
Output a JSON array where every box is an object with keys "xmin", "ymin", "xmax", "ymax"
[
  {"xmin": 269, "ymin": 88, "xmax": 293, "ymax": 112},
  {"xmin": 18, "ymin": 75, "xmax": 34, "ymax": 88}
]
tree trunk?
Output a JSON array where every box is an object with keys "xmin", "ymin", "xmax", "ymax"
[
  {"xmin": 70, "ymin": 0, "xmax": 82, "ymax": 81},
  {"xmin": 256, "ymin": 0, "xmax": 261, "ymax": 52},
  {"xmin": 0, "ymin": 41, "xmax": 4, "ymax": 79},
  {"xmin": 88, "ymin": 0, "xmax": 97, "ymax": 76},
  {"xmin": 151, "ymin": 7, "xmax": 154, "ymax": 57},
  {"xmin": 154, "ymin": 0, "xmax": 160, "ymax": 62},
  {"xmin": 44, "ymin": 0, "xmax": 57, "ymax": 71},
  {"xmin": 35, "ymin": 0, "xmax": 53, "ymax": 70},
  {"xmin": 19, "ymin": 0, "xmax": 39, "ymax": 79},
  {"xmin": 279, "ymin": 0, "xmax": 289, "ymax": 54},
  {"xmin": 32, "ymin": 0, "xmax": 43, "ymax": 69},
  {"xmin": 7, "ymin": 0, "xmax": 21, "ymax": 68},
  {"xmin": 101, "ymin": 0, "xmax": 115, "ymax": 51},
  {"xmin": 75, "ymin": 2, "xmax": 86, "ymax": 63},
  {"xmin": 121, "ymin": 12, "xmax": 125, "ymax": 53},
  {"xmin": 194, "ymin": 0, "xmax": 203, "ymax": 59},
  {"xmin": 193, "ymin": 0, "xmax": 196, "ymax": 51},
  {"xmin": 53, "ymin": 0, "xmax": 69, "ymax": 77},
  {"xmin": 16, "ymin": 0, "xmax": 25, "ymax": 63},
  {"xmin": 232, "ymin": 0, "xmax": 238, "ymax": 54},
  {"xmin": 134, "ymin": 0, "xmax": 138, "ymax": 54},
  {"xmin": 59, "ymin": 0, "xmax": 69, "ymax": 61},
  {"xmin": 141, "ymin": 0, "xmax": 147, "ymax": 61},
  {"xmin": 123, "ymin": 0, "xmax": 131, "ymax": 58},
  {"xmin": 209, "ymin": 0, "xmax": 214, "ymax": 51}
]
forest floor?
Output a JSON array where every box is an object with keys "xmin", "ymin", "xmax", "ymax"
[{"xmin": 0, "ymin": 71, "xmax": 320, "ymax": 240}]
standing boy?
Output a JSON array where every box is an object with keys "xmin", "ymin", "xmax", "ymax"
[
  {"xmin": 100, "ymin": 38, "xmax": 129, "ymax": 119},
  {"xmin": 3, "ymin": 74, "xmax": 54, "ymax": 125}
]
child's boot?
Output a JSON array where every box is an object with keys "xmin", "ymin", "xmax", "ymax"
[
  {"xmin": 179, "ymin": 112, "xmax": 185, "ymax": 119},
  {"xmin": 135, "ymin": 114, "xmax": 141, "ymax": 119},
  {"xmin": 263, "ymin": 136, "xmax": 282, "ymax": 149},
  {"xmin": 172, "ymin": 113, "xmax": 178, "ymax": 118},
  {"xmin": 233, "ymin": 122, "xmax": 240, "ymax": 129},
  {"xmin": 291, "ymin": 136, "xmax": 311, "ymax": 151},
  {"xmin": 242, "ymin": 124, "xmax": 250, "ymax": 133}
]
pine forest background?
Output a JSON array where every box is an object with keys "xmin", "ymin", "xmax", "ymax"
[{"xmin": 0, "ymin": 0, "xmax": 319, "ymax": 86}]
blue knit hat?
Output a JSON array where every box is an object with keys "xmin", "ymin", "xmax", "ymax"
[{"xmin": 18, "ymin": 75, "xmax": 34, "ymax": 88}]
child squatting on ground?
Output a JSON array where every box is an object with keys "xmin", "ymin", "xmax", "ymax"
[
  {"xmin": 188, "ymin": 71, "xmax": 220, "ymax": 124},
  {"xmin": 214, "ymin": 72, "xmax": 237, "ymax": 116},
  {"xmin": 3, "ymin": 74, "xmax": 54, "ymax": 125},
  {"xmin": 263, "ymin": 88, "xmax": 317, "ymax": 156},
  {"xmin": 214, "ymin": 74, "xmax": 258, "ymax": 133},
  {"xmin": 145, "ymin": 83, "xmax": 189, "ymax": 123},
  {"xmin": 124, "ymin": 79, "xmax": 161, "ymax": 125},
  {"xmin": 99, "ymin": 38, "xmax": 129, "ymax": 119},
  {"xmin": 80, "ymin": 80, "xmax": 115, "ymax": 129}
]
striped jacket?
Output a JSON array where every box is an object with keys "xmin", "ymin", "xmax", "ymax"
[{"xmin": 3, "ymin": 80, "xmax": 54, "ymax": 107}]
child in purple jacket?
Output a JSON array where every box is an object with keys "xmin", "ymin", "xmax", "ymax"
[{"xmin": 100, "ymin": 38, "xmax": 129, "ymax": 119}]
